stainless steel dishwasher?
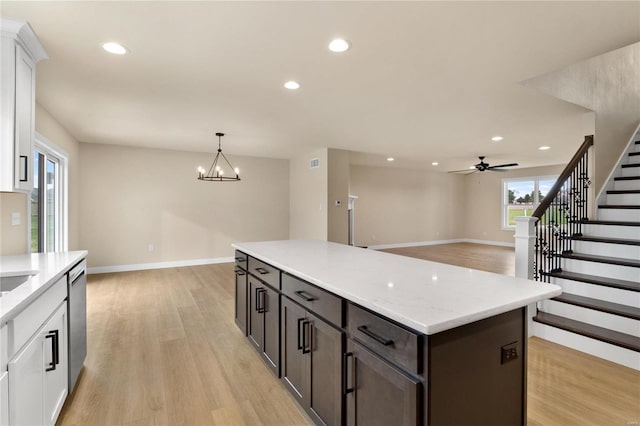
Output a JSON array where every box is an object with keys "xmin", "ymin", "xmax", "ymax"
[{"xmin": 68, "ymin": 259, "xmax": 87, "ymax": 392}]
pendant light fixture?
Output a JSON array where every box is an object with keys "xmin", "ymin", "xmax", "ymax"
[{"xmin": 197, "ymin": 132, "xmax": 240, "ymax": 181}]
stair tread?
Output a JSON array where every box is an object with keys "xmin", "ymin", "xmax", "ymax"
[
  {"xmin": 572, "ymin": 235, "xmax": 640, "ymax": 246},
  {"xmin": 533, "ymin": 312, "xmax": 640, "ymax": 352},
  {"xmin": 614, "ymin": 176, "xmax": 640, "ymax": 181},
  {"xmin": 549, "ymin": 270, "xmax": 640, "ymax": 292},
  {"xmin": 598, "ymin": 204, "xmax": 640, "ymax": 209},
  {"xmin": 561, "ymin": 252, "xmax": 640, "ymax": 268},
  {"xmin": 552, "ymin": 293, "xmax": 640, "ymax": 320},
  {"xmin": 577, "ymin": 219, "xmax": 640, "ymax": 226},
  {"xmin": 606, "ymin": 189, "xmax": 640, "ymax": 194},
  {"xmin": 630, "ymin": 152, "xmax": 640, "ymax": 156},
  {"xmin": 621, "ymin": 163, "xmax": 640, "ymax": 168}
]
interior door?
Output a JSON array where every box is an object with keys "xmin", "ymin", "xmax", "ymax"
[
  {"xmin": 308, "ymin": 313, "xmax": 344, "ymax": 426},
  {"xmin": 346, "ymin": 340, "xmax": 420, "ymax": 426}
]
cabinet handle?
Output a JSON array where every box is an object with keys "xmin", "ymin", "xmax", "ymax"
[
  {"xmin": 297, "ymin": 317, "xmax": 305, "ymax": 350},
  {"xmin": 343, "ymin": 352, "xmax": 354, "ymax": 394},
  {"xmin": 302, "ymin": 320, "xmax": 311, "ymax": 354},
  {"xmin": 45, "ymin": 330, "xmax": 59, "ymax": 372},
  {"xmin": 235, "ymin": 257, "xmax": 246, "ymax": 262},
  {"xmin": 255, "ymin": 267, "xmax": 269, "ymax": 275},
  {"xmin": 235, "ymin": 269, "xmax": 246, "ymax": 276},
  {"xmin": 257, "ymin": 288, "xmax": 266, "ymax": 314},
  {"xmin": 19, "ymin": 155, "xmax": 28, "ymax": 182},
  {"xmin": 357, "ymin": 325, "xmax": 394, "ymax": 346},
  {"xmin": 294, "ymin": 290, "xmax": 316, "ymax": 302},
  {"xmin": 255, "ymin": 287, "xmax": 265, "ymax": 313}
]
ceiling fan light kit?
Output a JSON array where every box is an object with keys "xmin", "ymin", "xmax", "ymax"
[
  {"xmin": 197, "ymin": 132, "xmax": 241, "ymax": 182},
  {"xmin": 448, "ymin": 156, "xmax": 519, "ymax": 174}
]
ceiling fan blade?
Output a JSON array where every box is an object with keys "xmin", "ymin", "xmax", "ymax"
[
  {"xmin": 487, "ymin": 163, "xmax": 518, "ymax": 169},
  {"xmin": 488, "ymin": 168, "xmax": 509, "ymax": 172},
  {"xmin": 448, "ymin": 168, "xmax": 476, "ymax": 173}
]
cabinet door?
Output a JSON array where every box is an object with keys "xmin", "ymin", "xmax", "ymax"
[
  {"xmin": 43, "ymin": 304, "xmax": 68, "ymax": 426},
  {"xmin": 14, "ymin": 44, "xmax": 35, "ymax": 191},
  {"xmin": 248, "ymin": 277, "xmax": 264, "ymax": 351},
  {"xmin": 281, "ymin": 297, "xmax": 307, "ymax": 404},
  {"xmin": 346, "ymin": 340, "xmax": 420, "ymax": 426},
  {"xmin": 8, "ymin": 325, "xmax": 45, "ymax": 426},
  {"xmin": 307, "ymin": 313, "xmax": 343, "ymax": 426},
  {"xmin": 262, "ymin": 284, "xmax": 280, "ymax": 376},
  {"xmin": 1, "ymin": 371, "xmax": 8, "ymax": 426},
  {"xmin": 235, "ymin": 269, "xmax": 248, "ymax": 335}
]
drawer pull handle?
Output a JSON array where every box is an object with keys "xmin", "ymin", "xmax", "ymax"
[
  {"xmin": 343, "ymin": 352, "xmax": 354, "ymax": 394},
  {"xmin": 357, "ymin": 325, "xmax": 394, "ymax": 346},
  {"xmin": 19, "ymin": 155, "xmax": 28, "ymax": 182},
  {"xmin": 301, "ymin": 320, "xmax": 311, "ymax": 354},
  {"xmin": 235, "ymin": 257, "xmax": 246, "ymax": 262},
  {"xmin": 255, "ymin": 288, "xmax": 266, "ymax": 313},
  {"xmin": 294, "ymin": 290, "xmax": 316, "ymax": 302},
  {"xmin": 235, "ymin": 269, "xmax": 246, "ymax": 276},
  {"xmin": 45, "ymin": 330, "xmax": 59, "ymax": 372},
  {"xmin": 297, "ymin": 318, "xmax": 305, "ymax": 350},
  {"xmin": 255, "ymin": 267, "xmax": 269, "ymax": 275}
]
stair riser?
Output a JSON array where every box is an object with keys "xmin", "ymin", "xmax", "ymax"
[
  {"xmin": 597, "ymin": 209, "xmax": 640, "ymax": 222},
  {"xmin": 613, "ymin": 180, "xmax": 640, "ymax": 191},
  {"xmin": 551, "ymin": 277, "xmax": 640, "ymax": 306},
  {"xmin": 581, "ymin": 224, "xmax": 640, "ymax": 239},
  {"xmin": 621, "ymin": 167, "xmax": 640, "ymax": 177},
  {"xmin": 562, "ymin": 258, "xmax": 640, "ymax": 282},
  {"xmin": 572, "ymin": 240, "xmax": 640, "ymax": 260},
  {"xmin": 532, "ymin": 323, "xmax": 640, "ymax": 370},
  {"xmin": 538, "ymin": 300, "xmax": 639, "ymax": 336},
  {"xmin": 606, "ymin": 192, "xmax": 640, "ymax": 204}
]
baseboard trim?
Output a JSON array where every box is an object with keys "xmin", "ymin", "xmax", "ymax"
[
  {"xmin": 369, "ymin": 238, "xmax": 515, "ymax": 250},
  {"xmin": 87, "ymin": 256, "xmax": 235, "ymax": 275}
]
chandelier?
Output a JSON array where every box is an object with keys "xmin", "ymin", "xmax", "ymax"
[{"xmin": 197, "ymin": 132, "xmax": 240, "ymax": 182}]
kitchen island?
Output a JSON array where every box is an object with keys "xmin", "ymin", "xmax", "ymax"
[{"xmin": 233, "ymin": 239, "xmax": 560, "ymax": 426}]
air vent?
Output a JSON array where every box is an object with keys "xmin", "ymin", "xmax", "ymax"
[{"xmin": 310, "ymin": 158, "xmax": 320, "ymax": 169}]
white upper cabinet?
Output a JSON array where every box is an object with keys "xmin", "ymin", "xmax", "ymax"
[{"xmin": 0, "ymin": 18, "xmax": 47, "ymax": 192}]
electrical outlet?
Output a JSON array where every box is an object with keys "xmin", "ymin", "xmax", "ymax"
[
  {"xmin": 148, "ymin": 243, "xmax": 154, "ymax": 252},
  {"xmin": 501, "ymin": 342, "xmax": 518, "ymax": 364}
]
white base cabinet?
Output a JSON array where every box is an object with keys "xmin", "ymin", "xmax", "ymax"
[
  {"xmin": 0, "ymin": 372, "xmax": 8, "ymax": 426},
  {"xmin": 8, "ymin": 302, "xmax": 68, "ymax": 426}
]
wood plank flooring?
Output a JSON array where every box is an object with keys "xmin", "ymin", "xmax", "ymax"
[{"xmin": 57, "ymin": 245, "xmax": 639, "ymax": 425}]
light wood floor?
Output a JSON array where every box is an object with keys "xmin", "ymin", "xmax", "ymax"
[
  {"xmin": 381, "ymin": 242, "xmax": 516, "ymax": 276},
  {"xmin": 58, "ymin": 248, "xmax": 639, "ymax": 426}
]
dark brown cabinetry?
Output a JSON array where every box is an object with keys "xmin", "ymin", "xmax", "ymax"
[
  {"xmin": 234, "ymin": 252, "xmax": 248, "ymax": 335},
  {"xmin": 345, "ymin": 339, "xmax": 420, "ymax": 426},
  {"xmin": 281, "ymin": 282, "xmax": 344, "ymax": 425},
  {"xmin": 248, "ymin": 275, "xmax": 280, "ymax": 377}
]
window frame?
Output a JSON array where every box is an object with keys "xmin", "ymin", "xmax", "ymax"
[
  {"xmin": 502, "ymin": 175, "xmax": 557, "ymax": 231},
  {"xmin": 30, "ymin": 132, "xmax": 68, "ymax": 252}
]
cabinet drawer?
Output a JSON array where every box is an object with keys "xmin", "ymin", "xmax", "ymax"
[
  {"xmin": 235, "ymin": 250, "xmax": 248, "ymax": 271},
  {"xmin": 348, "ymin": 304, "xmax": 421, "ymax": 375},
  {"xmin": 282, "ymin": 273, "xmax": 343, "ymax": 327},
  {"xmin": 248, "ymin": 257, "xmax": 280, "ymax": 289}
]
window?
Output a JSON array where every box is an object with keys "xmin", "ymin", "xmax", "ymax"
[
  {"xmin": 502, "ymin": 175, "xmax": 557, "ymax": 229},
  {"xmin": 30, "ymin": 133, "xmax": 68, "ymax": 252}
]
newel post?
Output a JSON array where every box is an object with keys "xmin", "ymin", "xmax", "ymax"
[{"xmin": 514, "ymin": 216, "xmax": 537, "ymax": 280}]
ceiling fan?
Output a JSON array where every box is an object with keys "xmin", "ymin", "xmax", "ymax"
[{"xmin": 449, "ymin": 156, "xmax": 519, "ymax": 174}]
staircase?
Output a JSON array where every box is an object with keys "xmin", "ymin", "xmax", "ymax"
[{"xmin": 531, "ymin": 136, "xmax": 640, "ymax": 370}]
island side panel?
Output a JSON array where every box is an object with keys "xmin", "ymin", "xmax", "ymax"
[{"xmin": 425, "ymin": 307, "xmax": 526, "ymax": 426}]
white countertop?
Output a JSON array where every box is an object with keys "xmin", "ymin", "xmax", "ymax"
[
  {"xmin": 233, "ymin": 240, "xmax": 561, "ymax": 335},
  {"xmin": 0, "ymin": 251, "xmax": 87, "ymax": 323}
]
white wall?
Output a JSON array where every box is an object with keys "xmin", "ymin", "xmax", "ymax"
[
  {"xmin": 289, "ymin": 148, "xmax": 328, "ymax": 240},
  {"xmin": 79, "ymin": 143, "xmax": 289, "ymax": 268}
]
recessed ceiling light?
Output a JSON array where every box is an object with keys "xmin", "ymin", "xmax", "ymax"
[
  {"xmin": 284, "ymin": 81, "xmax": 300, "ymax": 90},
  {"xmin": 491, "ymin": 136, "xmax": 504, "ymax": 142},
  {"xmin": 329, "ymin": 38, "xmax": 351, "ymax": 53},
  {"xmin": 387, "ymin": 157, "xmax": 395, "ymax": 162},
  {"xmin": 102, "ymin": 42, "xmax": 128, "ymax": 55},
  {"xmin": 538, "ymin": 146, "xmax": 551, "ymax": 150},
  {"xmin": 432, "ymin": 162, "xmax": 439, "ymax": 166}
]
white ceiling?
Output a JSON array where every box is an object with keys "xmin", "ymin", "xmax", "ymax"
[{"xmin": 2, "ymin": 1, "xmax": 639, "ymax": 172}]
